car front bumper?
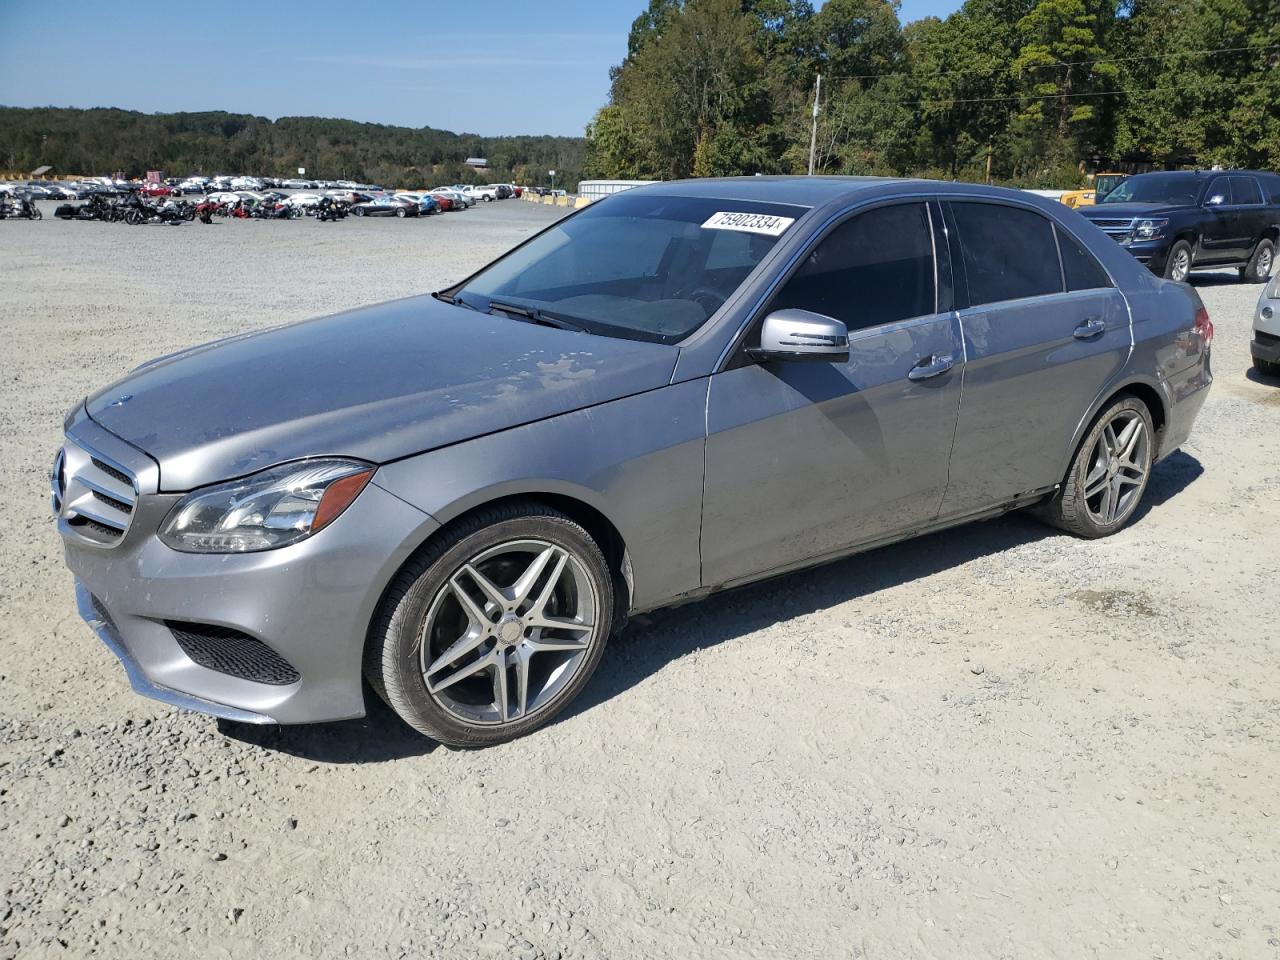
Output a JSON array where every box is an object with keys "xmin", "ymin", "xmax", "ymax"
[
  {"xmin": 1252, "ymin": 331, "xmax": 1280, "ymax": 364},
  {"xmin": 59, "ymin": 412, "xmax": 437, "ymax": 725}
]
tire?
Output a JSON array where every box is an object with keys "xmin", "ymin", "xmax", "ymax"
[
  {"xmin": 1163, "ymin": 240, "xmax": 1193, "ymax": 282},
  {"xmin": 1038, "ymin": 395, "xmax": 1155, "ymax": 539},
  {"xmin": 352, "ymin": 206, "xmax": 364, "ymax": 216},
  {"xmin": 1255, "ymin": 356, "xmax": 1280, "ymax": 378},
  {"xmin": 395, "ymin": 207, "xmax": 407, "ymax": 218},
  {"xmin": 365, "ymin": 501, "xmax": 614, "ymax": 748},
  {"xmin": 31, "ymin": 207, "xmax": 42, "ymax": 220},
  {"xmin": 1241, "ymin": 239, "xmax": 1275, "ymax": 283}
]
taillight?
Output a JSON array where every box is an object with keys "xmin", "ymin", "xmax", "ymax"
[{"xmin": 1194, "ymin": 306, "xmax": 1213, "ymax": 345}]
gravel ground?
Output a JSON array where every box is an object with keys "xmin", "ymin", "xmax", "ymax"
[{"xmin": 2, "ymin": 201, "xmax": 1278, "ymax": 960}]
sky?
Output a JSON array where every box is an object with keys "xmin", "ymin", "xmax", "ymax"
[{"xmin": 0, "ymin": 0, "xmax": 964, "ymax": 138}]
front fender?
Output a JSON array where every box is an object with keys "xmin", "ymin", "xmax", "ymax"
[{"xmin": 372, "ymin": 380, "xmax": 710, "ymax": 611}]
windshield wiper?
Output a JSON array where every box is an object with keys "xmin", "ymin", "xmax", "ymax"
[
  {"xmin": 486, "ymin": 298, "xmax": 584, "ymax": 333},
  {"xmin": 433, "ymin": 291, "xmax": 478, "ymax": 311}
]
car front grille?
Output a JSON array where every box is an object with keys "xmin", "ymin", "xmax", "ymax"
[
  {"xmin": 51, "ymin": 442, "xmax": 138, "ymax": 546},
  {"xmin": 1089, "ymin": 218, "xmax": 1134, "ymax": 242},
  {"xmin": 167, "ymin": 622, "xmax": 301, "ymax": 686}
]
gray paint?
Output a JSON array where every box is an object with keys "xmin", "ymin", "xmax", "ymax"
[{"xmin": 57, "ymin": 177, "xmax": 1212, "ymax": 725}]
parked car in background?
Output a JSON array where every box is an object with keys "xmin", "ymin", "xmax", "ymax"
[
  {"xmin": 351, "ymin": 195, "xmax": 418, "ymax": 217},
  {"xmin": 56, "ymin": 177, "xmax": 1212, "ymax": 748},
  {"xmin": 463, "ymin": 184, "xmax": 496, "ymax": 202},
  {"xmin": 140, "ymin": 183, "xmax": 173, "ymax": 198},
  {"xmin": 1254, "ymin": 272, "xmax": 1280, "ymax": 377},
  {"xmin": 431, "ymin": 187, "xmax": 472, "ymax": 208},
  {"xmin": 393, "ymin": 193, "xmax": 442, "ymax": 215},
  {"xmin": 1077, "ymin": 170, "xmax": 1280, "ymax": 282}
]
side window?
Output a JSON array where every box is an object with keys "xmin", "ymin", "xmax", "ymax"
[
  {"xmin": 1229, "ymin": 176, "xmax": 1262, "ymax": 206},
  {"xmin": 1056, "ymin": 225, "xmax": 1112, "ymax": 291},
  {"xmin": 951, "ymin": 202, "xmax": 1063, "ymax": 305},
  {"xmin": 767, "ymin": 202, "xmax": 936, "ymax": 332},
  {"xmin": 1205, "ymin": 178, "xmax": 1229, "ymax": 205}
]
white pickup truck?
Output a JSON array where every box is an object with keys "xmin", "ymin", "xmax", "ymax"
[{"xmin": 462, "ymin": 185, "xmax": 496, "ymax": 202}]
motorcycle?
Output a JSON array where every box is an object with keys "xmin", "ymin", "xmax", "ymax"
[
  {"xmin": 55, "ymin": 192, "xmax": 115, "ymax": 221},
  {"xmin": 195, "ymin": 198, "xmax": 217, "ymax": 224},
  {"xmin": 0, "ymin": 194, "xmax": 43, "ymax": 220},
  {"xmin": 315, "ymin": 197, "xmax": 346, "ymax": 222}
]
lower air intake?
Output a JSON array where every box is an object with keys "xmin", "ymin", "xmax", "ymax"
[{"xmin": 167, "ymin": 622, "xmax": 300, "ymax": 686}]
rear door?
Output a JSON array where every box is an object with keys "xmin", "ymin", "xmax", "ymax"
[
  {"xmin": 938, "ymin": 200, "xmax": 1131, "ymax": 519},
  {"xmin": 1228, "ymin": 176, "xmax": 1268, "ymax": 260},
  {"xmin": 700, "ymin": 199, "xmax": 964, "ymax": 587}
]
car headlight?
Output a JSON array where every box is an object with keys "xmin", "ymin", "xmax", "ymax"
[
  {"xmin": 160, "ymin": 459, "xmax": 373, "ymax": 553},
  {"xmin": 1131, "ymin": 218, "xmax": 1168, "ymax": 241}
]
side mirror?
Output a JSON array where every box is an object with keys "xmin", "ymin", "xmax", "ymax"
[
  {"xmin": 747, "ymin": 309, "xmax": 849, "ymax": 363},
  {"xmin": 1206, "ymin": 194, "xmax": 1226, "ymax": 206}
]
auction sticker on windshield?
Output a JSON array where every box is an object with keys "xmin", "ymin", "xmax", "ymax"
[{"xmin": 701, "ymin": 211, "xmax": 795, "ymax": 236}]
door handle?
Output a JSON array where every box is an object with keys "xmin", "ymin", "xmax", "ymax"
[
  {"xmin": 907, "ymin": 354, "xmax": 955, "ymax": 381},
  {"xmin": 1073, "ymin": 317, "xmax": 1106, "ymax": 339}
]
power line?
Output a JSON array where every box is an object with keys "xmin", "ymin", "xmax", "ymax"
[
  {"xmin": 807, "ymin": 75, "xmax": 1276, "ymax": 110},
  {"xmin": 822, "ymin": 42, "xmax": 1280, "ymax": 84}
]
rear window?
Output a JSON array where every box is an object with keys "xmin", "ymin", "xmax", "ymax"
[
  {"xmin": 1229, "ymin": 176, "xmax": 1263, "ymax": 205},
  {"xmin": 1056, "ymin": 226, "xmax": 1112, "ymax": 291},
  {"xmin": 952, "ymin": 202, "xmax": 1063, "ymax": 306}
]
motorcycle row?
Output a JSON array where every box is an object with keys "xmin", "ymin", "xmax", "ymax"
[{"xmin": 48, "ymin": 192, "xmax": 350, "ymax": 225}]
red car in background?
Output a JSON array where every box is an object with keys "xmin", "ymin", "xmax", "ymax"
[
  {"xmin": 512, "ymin": 185, "xmax": 524, "ymax": 198},
  {"xmin": 140, "ymin": 183, "xmax": 173, "ymax": 197}
]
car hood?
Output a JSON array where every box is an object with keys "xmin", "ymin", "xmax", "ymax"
[
  {"xmin": 1079, "ymin": 202, "xmax": 1189, "ymax": 219},
  {"xmin": 86, "ymin": 295, "xmax": 679, "ymax": 492}
]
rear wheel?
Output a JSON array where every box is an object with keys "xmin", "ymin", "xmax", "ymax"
[
  {"xmin": 395, "ymin": 206, "xmax": 407, "ymax": 218},
  {"xmin": 1241, "ymin": 239, "xmax": 1275, "ymax": 283},
  {"xmin": 1039, "ymin": 395, "xmax": 1154, "ymax": 539},
  {"xmin": 366, "ymin": 502, "xmax": 614, "ymax": 748},
  {"xmin": 1163, "ymin": 240, "xmax": 1193, "ymax": 282}
]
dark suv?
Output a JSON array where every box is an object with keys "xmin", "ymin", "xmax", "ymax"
[{"xmin": 1078, "ymin": 170, "xmax": 1280, "ymax": 283}]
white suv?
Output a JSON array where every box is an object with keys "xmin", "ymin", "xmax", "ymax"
[{"xmin": 463, "ymin": 185, "xmax": 496, "ymax": 202}]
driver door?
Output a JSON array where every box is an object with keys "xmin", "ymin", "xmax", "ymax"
[{"xmin": 700, "ymin": 200, "xmax": 964, "ymax": 588}]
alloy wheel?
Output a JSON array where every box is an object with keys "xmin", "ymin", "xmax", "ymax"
[
  {"xmin": 1258, "ymin": 245, "xmax": 1274, "ymax": 278},
  {"xmin": 417, "ymin": 539, "xmax": 598, "ymax": 726},
  {"xmin": 1169, "ymin": 248, "xmax": 1190, "ymax": 282},
  {"xmin": 1082, "ymin": 411, "xmax": 1149, "ymax": 527}
]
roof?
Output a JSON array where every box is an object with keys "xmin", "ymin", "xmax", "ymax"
[
  {"xmin": 627, "ymin": 175, "xmax": 902, "ymax": 207},
  {"xmin": 31, "ymin": 165, "xmax": 52, "ymax": 176}
]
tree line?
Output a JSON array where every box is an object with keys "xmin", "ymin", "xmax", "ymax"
[
  {"xmin": 585, "ymin": 0, "xmax": 1280, "ymax": 187},
  {"xmin": 0, "ymin": 107, "xmax": 585, "ymax": 189}
]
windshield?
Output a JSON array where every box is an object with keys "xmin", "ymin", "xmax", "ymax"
[
  {"xmin": 453, "ymin": 193, "xmax": 806, "ymax": 343},
  {"xmin": 1101, "ymin": 173, "xmax": 1199, "ymax": 206}
]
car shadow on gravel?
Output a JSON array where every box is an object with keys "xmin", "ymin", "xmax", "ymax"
[
  {"xmin": 559, "ymin": 449, "xmax": 1204, "ymax": 726},
  {"xmin": 218, "ymin": 452, "xmax": 1202, "ymax": 759},
  {"xmin": 217, "ymin": 688, "xmax": 436, "ymax": 763}
]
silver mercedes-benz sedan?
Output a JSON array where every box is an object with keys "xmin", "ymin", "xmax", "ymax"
[{"xmin": 54, "ymin": 177, "xmax": 1213, "ymax": 747}]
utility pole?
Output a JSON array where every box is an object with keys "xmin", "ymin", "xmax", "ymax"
[
  {"xmin": 985, "ymin": 142, "xmax": 993, "ymax": 184},
  {"xmin": 807, "ymin": 73, "xmax": 822, "ymax": 176}
]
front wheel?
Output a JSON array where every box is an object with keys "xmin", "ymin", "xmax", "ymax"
[
  {"xmin": 31, "ymin": 206, "xmax": 42, "ymax": 220},
  {"xmin": 1038, "ymin": 395, "xmax": 1154, "ymax": 538},
  {"xmin": 395, "ymin": 206, "xmax": 407, "ymax": 218},
  {"xmin": 365, "ymin": 502, "xmax": 614, "ymax": 748},
  {"xmin": 1163, "ymin": 240, "xmax": 1193, "ymax": 282}
]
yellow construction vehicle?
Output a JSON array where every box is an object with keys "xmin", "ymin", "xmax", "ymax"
[{"xmin": 1061, "ymin": 172, "xmax": 1127, "ymax": 209}]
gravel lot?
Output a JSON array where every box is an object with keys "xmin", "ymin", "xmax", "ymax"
[{"xmin": 2, "ymin": 200, "xmax": 1278, "ymax": 960}]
